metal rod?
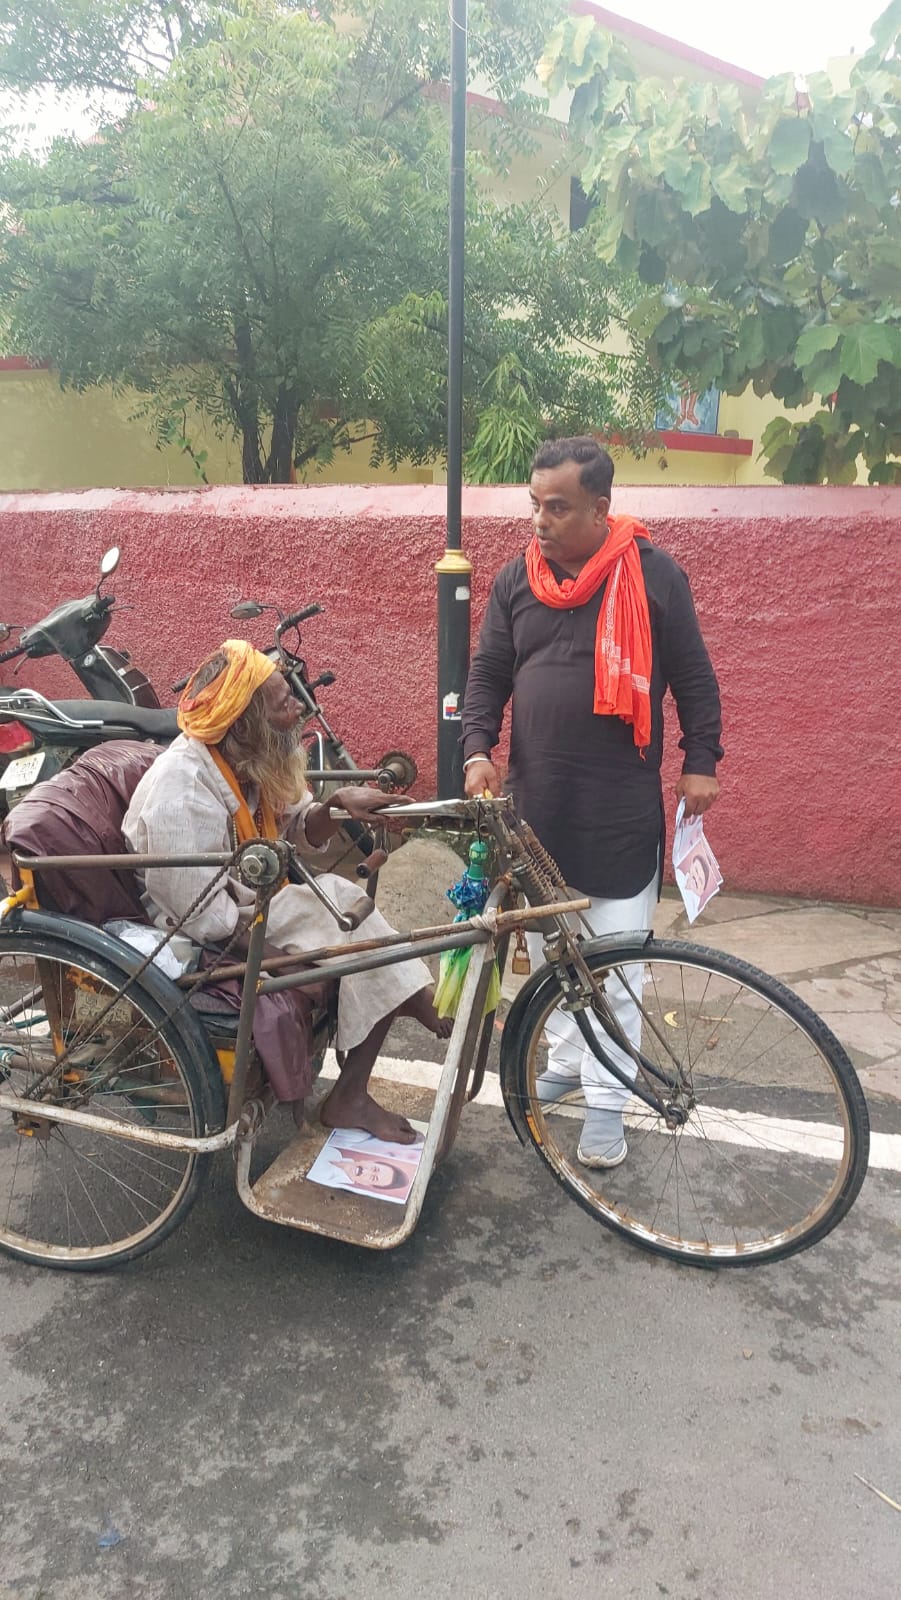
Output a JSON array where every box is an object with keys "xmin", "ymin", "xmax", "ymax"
[
  {"xmin": 0, "ymin": 1090, "xmax": 238, "ymax": 1153},
  {"xmin": 13, "ymin": 851, "xmax": 233, "ymax": 871},
  {"xmin": 436, "ymin": 0, "xmax": 471, "ymax": 800},
  {"xmin": 303, "ymin": 770, "xmax": 386, "ymax": 782},
  {"xmin": 446, "ymin": 0, "xmax": 468, "ymax": 556},
  {"xmin": 259, "ymin": 929, "xmax": 489, "ymax": 994},
  {"xmin": 185, "ymin": 899, "xmax": 590, "ymax": 991}
]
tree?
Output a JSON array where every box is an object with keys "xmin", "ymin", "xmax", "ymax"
[
  {"xmin": 0, "ymin": 1, "xmax": 659, "ymax": 483},
  {"xmin": 538, "ymin": 0, "xmax": 901, "ymax": 484}
]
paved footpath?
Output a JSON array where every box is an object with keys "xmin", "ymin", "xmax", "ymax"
[{"xmin": 377, "ymin": 835, "xmax": 901, "ymax": 1117}]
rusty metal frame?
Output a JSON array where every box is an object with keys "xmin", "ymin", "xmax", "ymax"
[
  {"xmin": 233, "ymin": 923, "xmax": 502, "ymax": 1245},
  {"xmin": 3, "ymin": 840, "xmax": 588, "ymax": 1163}
]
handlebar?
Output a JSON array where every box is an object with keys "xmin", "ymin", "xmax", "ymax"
[
  {"xmin": 172, "ymin": 600, "xmax": 324, "ymax": 693},
  {"xmin": 277, "ymin": 603, "xmax": 322, "ymax": 635},
  {"xmin": 0, "ymin": 640, "xmax": 26, "ymax": 667}
]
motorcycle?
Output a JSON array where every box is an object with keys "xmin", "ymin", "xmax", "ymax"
[{"xmin": 0, "ymin": 552, "xmax": 417, "ymax": 854}]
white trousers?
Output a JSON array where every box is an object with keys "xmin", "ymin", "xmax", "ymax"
[{"xmin": 525, "ymin": 869, "xmax": 658, "ymax": 1111}]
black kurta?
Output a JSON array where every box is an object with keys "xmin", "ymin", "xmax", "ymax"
[{"xmin": 461, "ymin": 539, "xmax": 723, "ymax": 899}]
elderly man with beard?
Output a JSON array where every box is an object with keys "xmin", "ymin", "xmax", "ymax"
[{"xmin": 123, "ymin": 640, "xmax": 450, "ymax": 1144}]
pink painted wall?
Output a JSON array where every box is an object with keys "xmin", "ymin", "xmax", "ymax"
[{"xmin": 1, "ymin": 484, "xmax": 898, "ymax": 907}]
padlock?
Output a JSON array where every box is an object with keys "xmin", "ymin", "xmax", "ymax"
[{"xmin": 511, "ymin": 927, "xmax": 531, "ymax": 976}]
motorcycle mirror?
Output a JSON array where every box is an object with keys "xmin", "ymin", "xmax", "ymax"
[
  {"xmin": 0, "ymin": 624, "xmax": 10, "ymax": 643},
  {"xmin": 99, "ymin": 546, "xmax": 121, "ymax": 578},
  {"xmin": 230, "ymin": 601, "xmax": 265, "ymax": 620}
]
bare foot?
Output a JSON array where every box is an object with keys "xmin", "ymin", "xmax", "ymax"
[
  {"xmin": 319, "ymin": 1087, "xmax": 417, "ymax": 1143},
  {"xmin": 401, "ymin": 987, "xmax": 454, "ymax": 1040}
]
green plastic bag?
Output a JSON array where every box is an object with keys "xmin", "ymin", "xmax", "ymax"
[{"xmin": 434, "ymin": 944, "xmax": 502, "ymax": 1020}]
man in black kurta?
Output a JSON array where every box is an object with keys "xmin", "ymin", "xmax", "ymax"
[{"xmin": 462, "ymin": 437, "xmax": 723, "ymax": 1168}]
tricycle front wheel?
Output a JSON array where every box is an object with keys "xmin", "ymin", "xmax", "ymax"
[{"xmin": 501, "ymin": 940, "xmax": 869, "ymax": 1267}]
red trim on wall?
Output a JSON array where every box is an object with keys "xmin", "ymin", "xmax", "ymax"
[
  {"xmin": 658, "ymin": 431, "xmax": 754, "ymax": 456},
  {"xmin": 572, "ymin": 3, "xmax": 766, "ymax": 89},
  {"xmin": 0, "ymin": 357, "xmax": 48, "ymax": 371},
  {"xmin": 421, "ymin": 82, "xmax": 513, "ymax": 120}
]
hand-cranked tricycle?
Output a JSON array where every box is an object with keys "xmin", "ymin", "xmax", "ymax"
[{"xmin": 0, "ymin": 796, "xmax": 869, "ymax": 1272}]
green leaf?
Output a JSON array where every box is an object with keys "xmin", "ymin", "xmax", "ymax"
[
  {"xmin": 711, "ymin": 157, "xmax": 752, "ymax": 214},
  {"xmin": 794, "ymin": 322, "xmax": 842, "ymax": 368},
  {"xmin": 536, "ymin": 22, "xmax": 567, "ymax": 89},
  {"xmin": 662, "ymin": 144, "xmax": 693, "ymax": 190},
  {"xmin": 769, "ymin": 117, "xmax": 812, "ymax": 176},
  {"xmin": 804, "ymin": 345, "xmax": 845, "ymax": 398},
  {"xmin": 839, "ymin": 324, "xmax": 899, "ymax": 385},
  {"xmin": 854, "ymin": 153, "xmax": 892, "ymax": 209},
  {"xmin": 814, "ymin": 124, "xmax": 853, "ymax": 178},
  {"xmin": 868, "ymin": 0, "xmax": 901, "ymax": 56},
  {"xmin": 568, "ymin": 13, "xmax": 597, "ymax": 69},
  {"xmin": 760, "ymin": 414, "xmax": 793, "ymax": 451},
  {"xmin": 592, "ymin": 208, "xmax": 623, "ymax": 263},
  {"xmin": 681, "ymin": 159, "xmax": 713, "ymax": 219},
  {"xmin": 633, "ymin": 187, "xmax": 675, "ymax": 246},
  {"xmin": 736, "ymin": 315, "xmax": 767, "ymax": 371},
  {"xmin": 810, "ymin": 236, "xmax": 835, "ymax": 274},
  {"xmin": 793, "ymin": 159, "xmax": 846, "ymax": 226},
  {"xmin": 762, "ymin": 306, "xmax": 800, "ymax": 362},
  {"xmin": 868, "ymin": 460, "xmax": 901, "ymax": 485},
  {"xmin": 768, "ymin": 206, "xmax": 808, "ymax": 265}
]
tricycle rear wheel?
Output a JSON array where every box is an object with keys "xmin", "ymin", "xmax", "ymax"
[{"xmin": 0, "ymin": 920, "xmax": 223, "ymax": 1270}]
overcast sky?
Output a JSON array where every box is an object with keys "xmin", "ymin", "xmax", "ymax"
[
  {"xmin": 0, "ymin": 1, "xmax": 886, "ymax": 152},
  {"xmin": 608, "ymin": 0, "xmax": 878, "ymax": 77}
]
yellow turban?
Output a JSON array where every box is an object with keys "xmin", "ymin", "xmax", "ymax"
[{"xmin": 177, "ymin": 639, "xmax": 277, "ymax": 745}]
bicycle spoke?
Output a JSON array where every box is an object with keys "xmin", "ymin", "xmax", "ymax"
[
  {"xmin": 0, "ymin": 942, "xmax": 207, "ymax": 1265},
  {"xmin": 510, "ymin": 942, "xmax": 866, "ymax": 1264}
]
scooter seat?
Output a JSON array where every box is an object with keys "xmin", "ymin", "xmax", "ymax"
[{"xmin": 42, "ymin": 701, "xmax": 180, "ymax": 740}]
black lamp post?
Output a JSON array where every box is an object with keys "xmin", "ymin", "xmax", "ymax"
[{"xmin": 435, "ymin": 0, "xmax": 471, "ymax": 799}]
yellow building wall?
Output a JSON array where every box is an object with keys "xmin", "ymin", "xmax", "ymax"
[
  {"xmin": 0, "ymin": 368, "xmax": 433, "ymax": 492},
  {"xmin": 0, "ymin": 362, "xmax": 796, "ymax": 492},
  {"xmin": 0, "ymin": 28, "xmax": 820, "ymax": 495}
]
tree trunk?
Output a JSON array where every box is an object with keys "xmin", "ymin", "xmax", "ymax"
[
  {"xmin": 264, "ymin": 390, "xmax": 300, "ymax": 483},
  {"xmin": 233, "ymin": 315, "xmax": 265, "ymax": 483},
  {"xmin": 241, "ymin": 426, "xmax": 265, "ymax": 483}
]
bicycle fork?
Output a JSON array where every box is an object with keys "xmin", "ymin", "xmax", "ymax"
[{"xmin": 542, "ymin": 932, "xmax": 692, "ymax": 1129}]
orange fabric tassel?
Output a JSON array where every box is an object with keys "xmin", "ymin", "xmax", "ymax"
[
  {"xmin": 208, "ymin": 747, "xmax": 279, "ymax": 843},
  {"xmin": 525, "ymin": 515, "xmax": 653, "ymax": 751}
]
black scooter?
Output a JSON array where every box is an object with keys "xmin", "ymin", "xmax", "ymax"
[{"xmin": 0, "ymin": 547, "xmax": 171, "ymax": 807}]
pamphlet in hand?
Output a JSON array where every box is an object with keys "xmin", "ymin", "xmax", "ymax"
[
  {"xmin": 672, "ymin": 798, "xmax": 722, "ymax": 923},
  {"xmin": 307, "ymin": 1124, "xmax": 427, "ymax": 1205}
]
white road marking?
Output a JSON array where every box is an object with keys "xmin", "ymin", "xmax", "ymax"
[{"xmin": 320, "ymin": 1052, "xmax": 901, "ymax": 1174}]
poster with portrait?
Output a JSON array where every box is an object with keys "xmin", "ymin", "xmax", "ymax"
[
  {"xmin": 307, "ymin": 1124, "xmax": 427, "ymax": 1205},
  {"xmin": 655, "ymin": 380, "xmax": 721, "ymax": 436},
  {"xmin": 672, "ymin": 800, "xmax": 722, "ymax": 922}
]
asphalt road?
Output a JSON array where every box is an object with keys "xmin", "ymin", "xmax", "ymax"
[
  {"xmin": 1, "ymin": 1079, "xmax": 899, "ymax": 1600},
  {"xmin": 2, "ymin": 840, "xmax": 899, "ymax": 1598}
]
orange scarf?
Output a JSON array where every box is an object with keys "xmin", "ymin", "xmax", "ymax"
[
  {"xmin": 208, "ymin": 747, "xmax": 279, "ymax": 843},
  {"xmin": 525, "ymin": 515, "xmax": 653, "ymax": 751}
]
